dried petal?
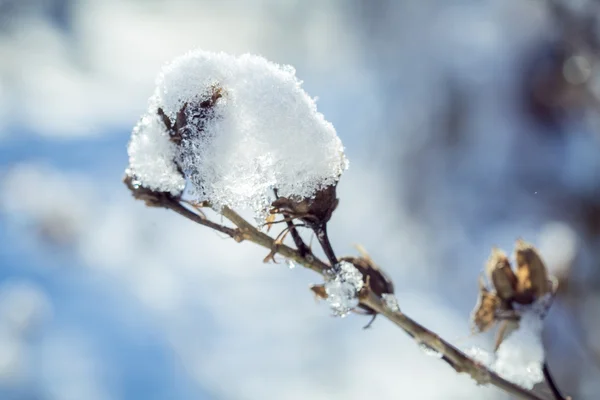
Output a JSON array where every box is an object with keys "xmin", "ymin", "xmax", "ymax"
[
  {"xmin": 514, "ymin": 239, "xmax": 551, "ymax": 301},
  {"xmin": 486, "ymin": 248, "xmax": 518, "ymax": 302},
  {"xmin": 471, "ymin": 277, "xmax": 501, "ymax": 333}
]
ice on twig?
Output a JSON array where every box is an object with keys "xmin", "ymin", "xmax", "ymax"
[
  {"xmin": 285, "ymin": 259, "xmax": 297, "ymax": 270},
  {"xmin": 126, "ymin": 49, "xmax": 348, "ymax": 216},
  {"xmin": 324, "ymin": 261, "xmax": 364, "ymax": 317},
  {"xmin": 382, "ymin": 293, "xmax": 400, "ymax": 312},
  {"xmin": 418, "ymin": 342, "xmax": 443, "ymax": 359}
]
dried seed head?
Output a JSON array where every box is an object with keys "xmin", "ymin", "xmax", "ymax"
[
  {"xmin": 270, "ymin": 184, "xmax": 339, "ymax": 229},
  {"xmin": 486, "ymin": 248, "xmax": 518, "ymax": 302},
  {"xmin": 514, "ymin": 239, "xmax": 551, "ymax": 301},
  {"xmin": 471, "ymin": 277, "xmax": 501, "ymax": 333},
  {"xmin": 339, "ymin": 256, "xmax": 395, "ymax": 316}
]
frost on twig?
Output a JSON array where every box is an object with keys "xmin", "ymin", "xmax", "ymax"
[
  {"xmin": 311, "ymin": 255, "xmax": 395, "ymax": 325},
  {"xmin": 323, "ymin": 261, "xmax": 364, "ymax": 317},
  {"xmin": 382, "ymin": 293, "xmax": 400, "ymax": 312},
  {"xmin": 125, "ymin": 50, "xmax": 348, "ymax": 220}
]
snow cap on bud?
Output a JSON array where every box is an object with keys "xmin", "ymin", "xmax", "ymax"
[{"xmin": 125, "ymin": 49, "xmax": 348, "ymax": 219}]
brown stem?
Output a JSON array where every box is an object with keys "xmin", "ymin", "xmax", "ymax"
[
  {"xmin": 314, "ymin": 224, "xmax": 338, "ymax": 267},
  {"xmin": 162, "ymin": 198, "xmax": 241, "ymax": 240},
  {"xmin": 543, "ymin": 362, "xmax": 569, "ymax": 400},
  {"xmin": 286, "ymin": 219, "xmax": 311, "ymax": 258},
  {"xmin": 221, "ymin": 206, "xmax": 328, "ymax": 275}
]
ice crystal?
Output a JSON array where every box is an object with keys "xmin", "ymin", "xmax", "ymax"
[
  {"xmin": 382, "ymin": 293, "xmax": 400, "ymax": 312},
  {"xmin": 418, "ymin": 343, "xmax": 443, "ymax": 359},
  {"xmin": 285, "ymin": 259, "xmax": 297, "ymax": 270},
  {"xmin": 324, "ymin": 261, "xmax": 364, "ymax": 317},
  {"xmin": 126, "ymin": 49, "xmax": 348, "ymax": 215}
]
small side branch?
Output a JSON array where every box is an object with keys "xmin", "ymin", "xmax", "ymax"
[
  {"xmin": 314, "ymin": 224, "xmax": 338, "ymax": 267},
  {"xmin": 543, "ymin": 362, "xmax": 569, "ymax": 400},
  {"xmin": 221, "ymin": 206, "xmax": 328, "ymax": 275}
]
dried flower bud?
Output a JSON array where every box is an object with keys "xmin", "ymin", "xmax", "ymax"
[
  {"xmin": 514, "ymin": 239, "xmax": 551, "ymax": 301},
  {"xmin": 339, "ymin": 256, "xmax": 395, "ymax": 316},
  {"xmin": 486, "ymin": 248, "xmax": 518, "ymax": 302},
  {"xmin": 270, "ymin": 185, "xmax": 339, "ymax": 229},
  {"xmin": 471, "ymin": 277, "xmax": 501, "ymax": 333}
]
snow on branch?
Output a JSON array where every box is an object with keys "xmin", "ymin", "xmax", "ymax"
[{"xmin": 126, "ymin": 50, "xmax": 348, "ymax": 219}]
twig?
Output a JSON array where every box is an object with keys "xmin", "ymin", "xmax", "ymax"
[
  {"xmin": 287, "ymin": 219, "xmax": 311, "ymax": 258},
  {"xmin": 314, "ymin": 224, "xmax": 338, "ymax": 266},
  {"xmin": 162, "ymin": 198, "xmax": 241, "ymax": 240},
  {"xmin": 543, "ymin": 362, "xmax": 569, "ymax": 400},
  {"xmin": 221, "ymin": 206, "xmax": 328, "ymax": 275}
]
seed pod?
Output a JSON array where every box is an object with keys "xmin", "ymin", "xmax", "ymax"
[
  {"xmin": 339, "ymin": 256, "xmax": 395, "ymax": 316},
  {"xmin": 486, "ymin": 248, "xmax": 518, "ymax": 302},
  {"xmin": 471, "ymin": 277, "xmax": 501, "ymax": 333},
  {"xmin": 514, "ymin": 239, "xmax": 551, "ymax": 301}
]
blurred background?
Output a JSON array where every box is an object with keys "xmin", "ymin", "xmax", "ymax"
[{"xmin": 0, "ymin": 0, "xmax": 599, "ymax": 399}]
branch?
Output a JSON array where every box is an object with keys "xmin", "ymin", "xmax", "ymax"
[
  {"xmin": 127, "ymin": 178, "xmax": 559, "ymax": 400},
  {"xmin": 543, "ymin": 362, "xmax": 570, "ymax": 400},
  {"xmin": 216, "ymin": 207, "xmax": 549, "ymax": 400}
]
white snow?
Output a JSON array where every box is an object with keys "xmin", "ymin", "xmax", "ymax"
[
  {"xmin": 324, "ymin": 261, "xmax": 364, "ymax": 317},
  {"xmin": 126, "ymin": 112, "xmax": 186, "ymax": 195},
  {"xmin": 463, "ymin": 312, "xmax": 545, "ymax": 390},
  {"xmin": 493, "ymin": 313, "xmax": 544, "ymax": 389},
  {"xmin": 126, "ymin": 50, "xmax": 348, "ymax": 215}
]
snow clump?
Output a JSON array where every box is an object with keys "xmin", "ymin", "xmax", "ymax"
[
  {"xmin": 324, "ymin": 261, "xmax": 364, "ymax": 317},
  {"xmin": 126, "ymin": 50, "xmax": 348, "ymax": 216}
]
